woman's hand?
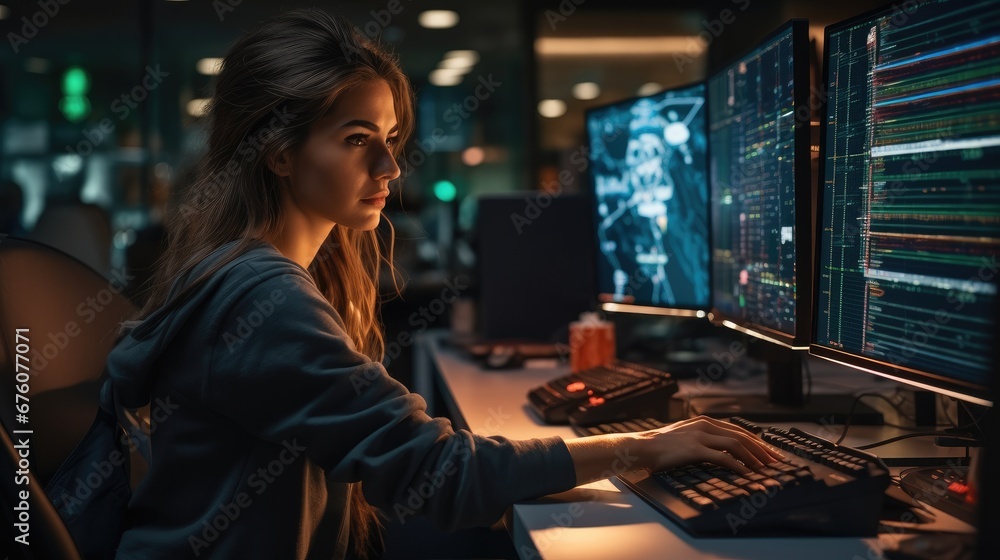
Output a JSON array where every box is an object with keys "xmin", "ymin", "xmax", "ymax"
[
  {"xmin": 564, "ymin": 416, "xmax": 785, "ymax": 486},
  {"xmin": 635, "ymin": 416, "xmax": 785, "ymax": 474}
]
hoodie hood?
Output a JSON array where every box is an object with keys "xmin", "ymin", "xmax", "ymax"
[{"xmin": 106, "ymin": 239, "xmax": 278, "ymax": 408}]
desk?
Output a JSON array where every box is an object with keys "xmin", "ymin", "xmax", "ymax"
[{"xmin": 414, "ymin": 331, "xmax": 975, "ymax": 560}]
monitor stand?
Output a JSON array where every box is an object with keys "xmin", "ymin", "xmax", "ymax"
[{"xmin": 687, "ymin": 343, "xmax": 884, "ymax": 425}]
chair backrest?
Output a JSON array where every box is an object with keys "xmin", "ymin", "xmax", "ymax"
[
  {"xmin": 0, "ymin": 234, "xmax": 136, "ymax": 482},
  {"xmin": 27, "ymin": 203, "xmax": 113, "ymax": 278},
  {"xmin": 0, "ymin": 234, "xmax": 137, "ymax": 558}
]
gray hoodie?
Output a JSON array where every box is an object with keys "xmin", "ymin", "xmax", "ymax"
[{"xmin": 107, "ymin": 239, "xmax": 576, "ymax": 559}]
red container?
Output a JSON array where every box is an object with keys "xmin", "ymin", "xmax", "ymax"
[{"xmin": 569, "ymin": 314, "xmax": 616, "ymax": 373}]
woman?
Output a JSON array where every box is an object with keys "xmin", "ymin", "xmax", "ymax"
[{"xmin": 107, "ymin": 9, "xmax": 780, "ymax": 559}]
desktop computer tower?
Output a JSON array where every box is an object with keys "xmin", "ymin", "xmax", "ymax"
[{"xmin": 476, "ymin": 193, "xmax": 595, "ymax": 341}]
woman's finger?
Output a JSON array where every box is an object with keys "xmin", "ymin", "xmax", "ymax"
[
  {"xmin": 700, "ymin": 448, "xmax": 754, "ymax": 475},
  {"xmin": 697, "ymin": 433, "xmax": 767, "ymax": 471},
  {"xmin": 677, "ymin": 418, "xmax": 786, "ymax": 463}
]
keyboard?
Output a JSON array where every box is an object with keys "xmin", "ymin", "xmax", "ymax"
[
  {"xmin": 526, "ymin": 361, "xmax": 677, "ymax": 424},
  {"xmin": 584, "ymin": 417, "xmax": 891, "ymax": 537}
]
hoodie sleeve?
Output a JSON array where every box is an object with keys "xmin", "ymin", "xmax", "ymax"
[{"xmin": 206, "ymin": 264, "xmax": 577, "ymax": 530}]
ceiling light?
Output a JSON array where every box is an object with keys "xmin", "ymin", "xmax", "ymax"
[
  {"xmin": 197, "ymin": 57, "xmax": 223, "ymax": 76},
  {"xmin": 187, "ymin": 98, "xmax": 211, "ymax": 117},
  {"xmin": 637, "ymin": 82, "xmax": 663, "ymax": 96},
  {"xmin": 418, "ymin": 10, "xmax": 459, "ymax": 29},
  {"xmin": 429, "ymin": 69, "xmax": 463, "ymax": 87},
  {"xmin": 538, "ymin": 99, "xmax": 567, "ymax": 118},
  {"xmin": 462, "ymin": 147, "xmax": 485, "ymax": 166},
  {"xmin": 536, "ymin": 37, "xmax": 703, "ymax": 56},
  {"xmin": 572, "ymin": 82, "xmax": 600, "ymax": 100},
  {"xmin": 441, "ymin": 50, "xmax": 479, "ymax": 69}
]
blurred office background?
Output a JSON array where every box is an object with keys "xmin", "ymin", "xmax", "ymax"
[{"xmin": 0, "ymin": 0, "xmax": 889, "ymax": 387}]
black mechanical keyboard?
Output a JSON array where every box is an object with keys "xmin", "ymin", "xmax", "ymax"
[
  {"xmin": 526, "ymin": 361, "xmax": 677, "ymax": 424},
  {"xmin": 580, "ymin": 416, "xmax": 891, "ymax": 537}
]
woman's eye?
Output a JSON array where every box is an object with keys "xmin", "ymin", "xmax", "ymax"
[{"xmin": 386, "ymin": 136, "xmax": 398, "ymax": 147}]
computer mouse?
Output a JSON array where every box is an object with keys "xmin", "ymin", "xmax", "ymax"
[{"xmin": 485, "ymin": 345, "xmax": 520, "ymax": 369}]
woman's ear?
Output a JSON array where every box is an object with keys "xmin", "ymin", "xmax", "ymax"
[{"xmin": 267, "ymin": 150, "xmax": 294, "ymax": 178}]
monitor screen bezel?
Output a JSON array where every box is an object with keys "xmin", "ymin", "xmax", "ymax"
[
  {"xmin": 808, "ymin": 1, "xmax": 994, "ymax": 406},
  {"xmin": 583, "ymin": 80, "xmax": 712, "ymax": 317},
  {"xmin": 705, "ymin": 19, "xmax": 813, "ymax": 350}
]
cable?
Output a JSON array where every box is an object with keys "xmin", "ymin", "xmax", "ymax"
[
  {"xmin": 882, "ymin": 421, "xmax": 953, "ymax": 430},
  {"xmin": 835, "ymin": 393, "xmax": 914, "ymax": 445},
  {"xmin": 855, "ymin": 432, "xmax": 980, "ymax": 451}
]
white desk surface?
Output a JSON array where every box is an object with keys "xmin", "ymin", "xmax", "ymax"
[{"xmin": 417, "ymin": 332, "xmax": 974, "ymax": 560}]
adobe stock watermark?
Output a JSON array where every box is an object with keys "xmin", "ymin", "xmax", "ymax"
[
  {"xmin": 398, "ymin": 73, "xmax": 502, "ymax": 179},
  {"xmin": 518, "ymin": 443, "xmax": 640, "ymax": 559},
  {"xmin": 392, "ymin": 406, "xmax": 518, "ymax": 525},
  {"xmin": 879, "ymin": 254, "xmax": 998, "ymax": 369},
  {"xmin": 510, "ymin": 141, "xmax": 601, "ymax": 234},
  {"xmin": 674, "ymin": 0, "xmax": 751, "ymax": 72},
  {"xmin": 511, "ymin": 115, "xmax": 633, "ymax": 234},
  {"xmin": 221, "ymin": 286, "xmax": 288, "ymax": 353},
  {"xmin": 851, "ymin": 458, "xmax": 964, "ymax": 560},
  {"xmin": 553, "ymin": 275, "xmax": 651, "ymax": 366},
  {"xmin": 351, "ymin": 275, "xmax": 468, "ymax": 391},
  {"xmin": 50, "ymin": 394, "xmax": 180, "ymax": 517},
  {"xmin": 178, "ymin": 105, "xmax": 295, "ymax": 219},
  {"xmin": 64, "ymin": 65, "xmax": 170, "ymax": 159},
  {"xmin": 542, "ymin": 0, "xmax": 586, "ymax": 31},
  {"xmin": 6, "ymin": 0, "xmax": 71, "ymax": 54},
  {"xmin": 28, "ymin": 270, "xmax": 134, "ymax": 374},
  {"xmin": 188, "ymin": 438, "xmax": 307, "ymax": 556}
]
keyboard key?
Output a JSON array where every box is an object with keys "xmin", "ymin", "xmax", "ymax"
[
  {"xmin": 708, "ymin": 490, "xmax": 738, "ymax": 504},
  {"xmin": 691, "ymin": 496, "xmax": 716, "ymax": 510},
  {"xmin": 635, "ymin": 419, "xmax": 658, "ymax": 430},
  {"xmin": 622, "ymin": 420, "xmax": 645, "ymax": 432}
]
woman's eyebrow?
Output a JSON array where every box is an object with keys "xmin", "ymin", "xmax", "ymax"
[{"xmin": 339, "ymin": 119, "xmax": 399, "ymax": 133}]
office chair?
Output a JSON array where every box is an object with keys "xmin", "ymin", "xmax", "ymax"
[
  {"xmin": 28, "ymin": 202, "xmax": 114, "ymax": 277},
  {"xmin": 0, "ymin": 422, "xmax": 82, "ymax": 559},
  {"xmin": 0, "ymin": 234, "xmax": 138, "ymax": 558}
]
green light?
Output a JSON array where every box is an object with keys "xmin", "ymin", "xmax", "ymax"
[
  {"xmin": 60, "ymin": 95, "xmax": 91, "ymax": 122},
  {"xmin": 62, "ymin": 66, "xmax": 90, "ymax": 96},
  {"xmin": 433, "ymin": 180, "xmax": 457, "ymax": 202}
]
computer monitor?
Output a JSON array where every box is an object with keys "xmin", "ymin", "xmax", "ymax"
[
  {"xmin": 811, "ymin": 0, "xmax": 999, "ymax": 407},
  {"xmin": 585, "ymin": 83, "xmax": 710, "ymax": 318},
  {"xmin": 707, "ymin": 19, "xmax": 812, "ymax": 350},
  {"xmin": 686, "ymin": 20, "xmax": 864, "ymax": 422}
]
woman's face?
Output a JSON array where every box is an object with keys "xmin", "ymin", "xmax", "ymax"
[{"xmin": 276, "ymin": 79, "xmax": 401, "ymax": 231}]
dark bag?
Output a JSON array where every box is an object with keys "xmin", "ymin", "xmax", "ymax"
[{"xmin": 44, "ymin": 379, "xmax": 149, "ymax": 558}]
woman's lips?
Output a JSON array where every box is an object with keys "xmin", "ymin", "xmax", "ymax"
[{"xmin": 361, "ymin": 193, "xmax": 388, "ymax": 207}]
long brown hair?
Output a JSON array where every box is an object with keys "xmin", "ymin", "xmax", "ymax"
[{"xmin": 130, "ymin": 9, "xmax": 413, "ymax": 557}]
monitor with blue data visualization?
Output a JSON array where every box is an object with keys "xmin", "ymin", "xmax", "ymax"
[
  {"xmin": 812, "ymin": 0, "xmax": 999, "ymax": 405},
  {"xmin": 586, "ymin": 83, "xmax": 710, "ymax": 315}
]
